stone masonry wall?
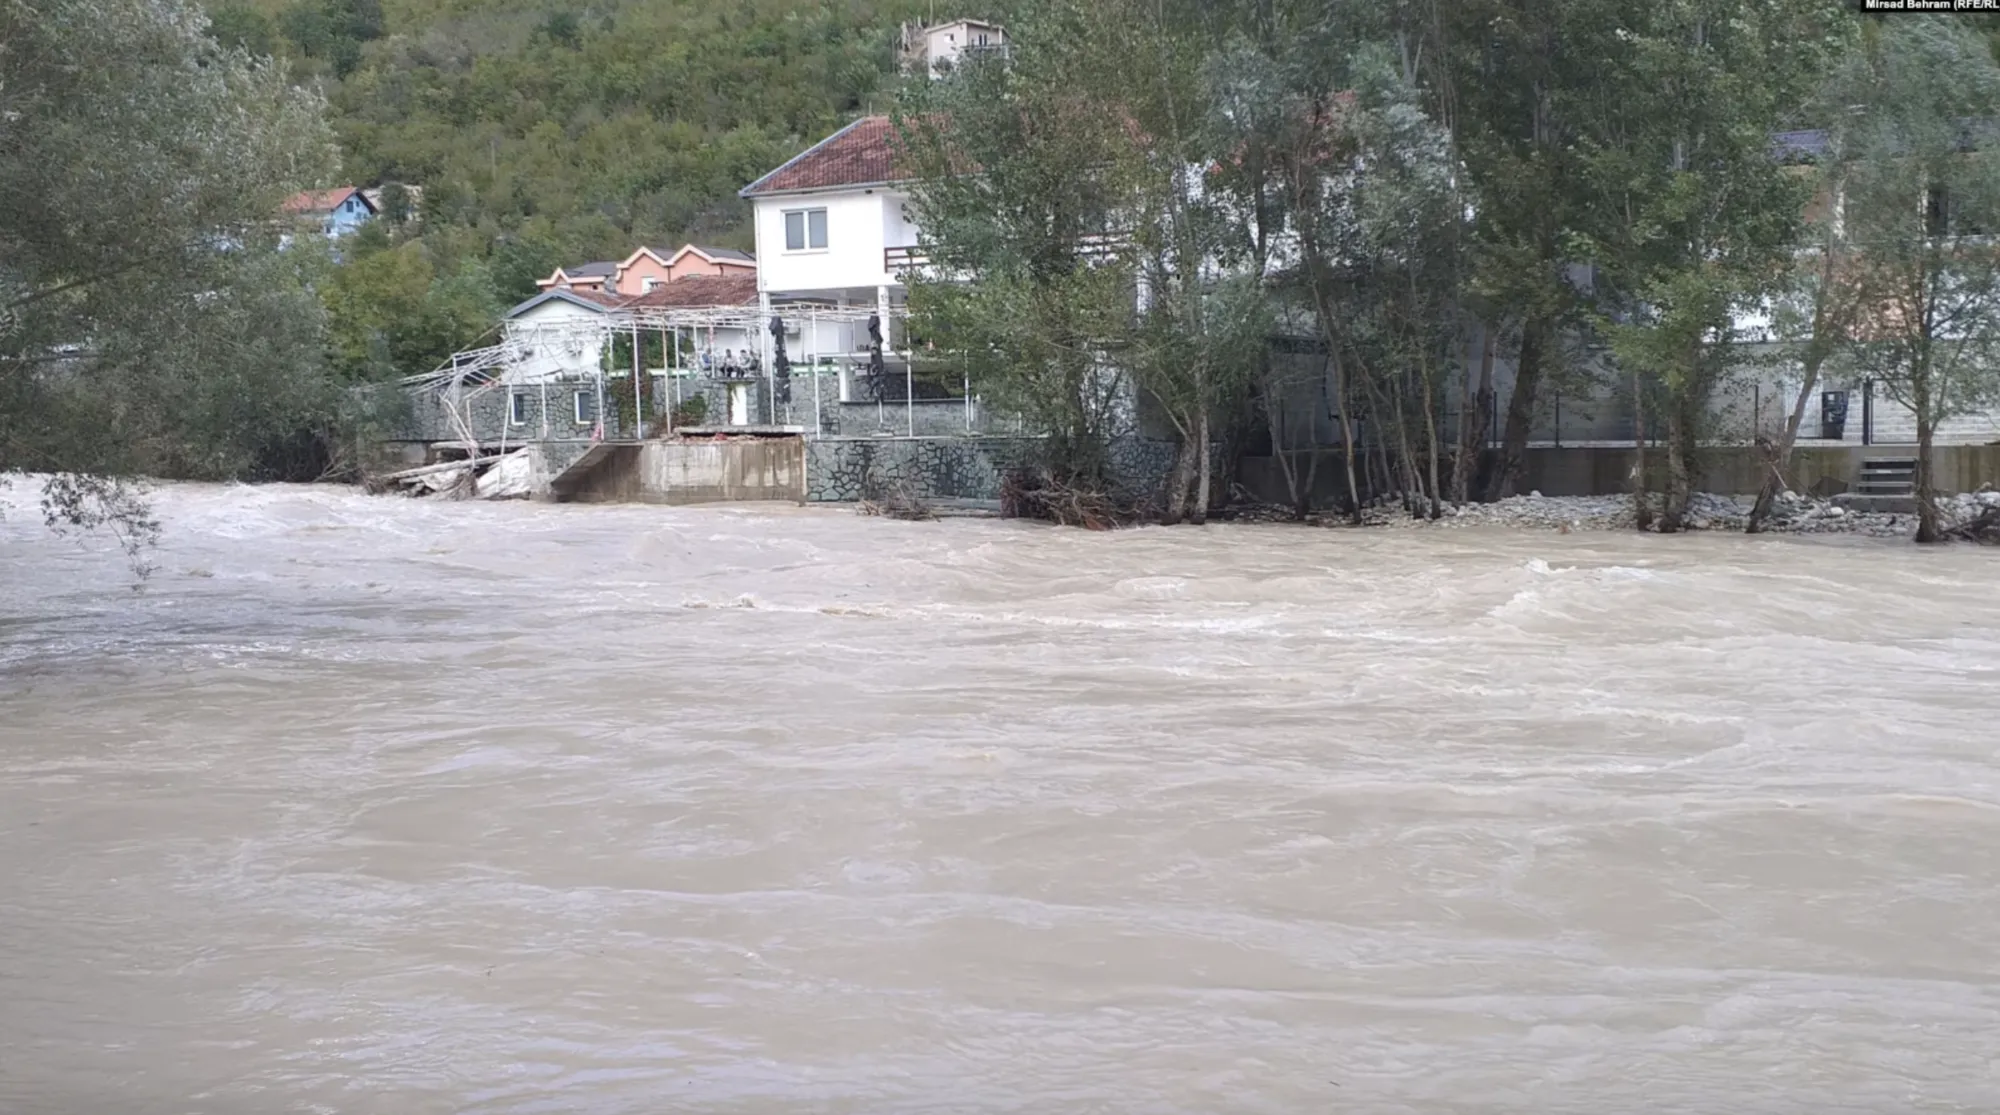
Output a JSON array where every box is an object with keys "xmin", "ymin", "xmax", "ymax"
[{"xmin": 806, "ymin": 436, "xmax": 1180, "ymax": 505}]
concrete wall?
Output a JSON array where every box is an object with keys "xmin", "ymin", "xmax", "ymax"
[
  {"xmin": 561, "ymin": 439, "xmax": 806, "ymax": 504},
  {"xmin": 1238, "ymin": 443, "xmax": 2000, "ymax": 506},
  {"xmin": 1517, "ymin": 444, "xmax": 2000, "ymax": 497}
]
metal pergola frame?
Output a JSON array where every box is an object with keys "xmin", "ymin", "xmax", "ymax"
[{"xmin": 406, "ymin": 302, "xmax": 951, "ymax": 451}]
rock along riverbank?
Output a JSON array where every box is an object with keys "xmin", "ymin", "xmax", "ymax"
[{"xmin": 1226, "ymin": 489, "xmax": 2000, "ymax": 540}]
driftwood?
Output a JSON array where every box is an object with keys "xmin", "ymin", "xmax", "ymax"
[
  {"xmin": 859, "ymin": 479, "xmax": 938, "ymax": 521},
  {"xmin": 365, "ymin": 451, "xmax": 510, "ymax": 499},
  {"xmin": 377, "ymin": 457, "xmax": 496, "ymax": 483},
  {"xmin": 1942, "ymin": 505, "xmax": 2000, "ymax": 544},
  {"xmin": 999, "ymin": 470, "xmax": 1130, "ymax": 530}
]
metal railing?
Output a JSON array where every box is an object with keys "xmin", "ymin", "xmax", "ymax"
[{"xmin": 884, "ymin": 234, "xmax": 1128, "ymax": 278}]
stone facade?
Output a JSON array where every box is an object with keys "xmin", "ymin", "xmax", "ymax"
[{"xmin": 805, "ymin": 435, "xmax": 1180, "ymax": 504}]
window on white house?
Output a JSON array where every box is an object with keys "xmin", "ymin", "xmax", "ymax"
[
  {"xmin": 574, "ymin": 391, "xmax": 596, "ymax": 425},
  {"xmin": 509, "ymin": 392, "xmax": 529, "ymax": 425},
  {"xmin": 784, "ymin": 208, "xmax": 829, "ymax": 251}
]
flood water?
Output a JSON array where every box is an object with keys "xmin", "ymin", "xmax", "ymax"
[{"xmin": 3, "ymin": 483, "xmax": 1998, "ymax": 1113}]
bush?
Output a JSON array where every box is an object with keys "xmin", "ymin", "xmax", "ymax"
[{"xmin": 670, "ymin": 393, "xmax": 709, "ymax": 428}]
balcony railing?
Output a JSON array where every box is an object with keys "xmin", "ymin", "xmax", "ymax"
[
  {"xmin": 885, "ymin": 244, "xmax": 929, "ymax": 274},
  {"xmin": 885, "ymin": 234, "xmax": 1129, "ymax": 278}
]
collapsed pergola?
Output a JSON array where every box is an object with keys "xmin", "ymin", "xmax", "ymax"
[{"xmin": 404, "ymin": 302, "xmax": 951, "ymax": 453}]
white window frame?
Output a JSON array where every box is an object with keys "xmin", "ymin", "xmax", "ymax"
[
  {"xmin": 509, "ymin": 391, "xmax": 529, "ymax": 426},
  {"xmin": 574, "ymin": 391, "xmax": 595, "ymax": 426},
  {"xmin": 643, "ymin": 277, "xmax": 663, "ymax": 292},
  {"xmin": 784, "ymin": 208, "xmax": 829, "ymax": 253}
]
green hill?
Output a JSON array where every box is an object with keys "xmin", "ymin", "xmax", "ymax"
[
  {"xmin": 218, "ymin": 0, "xmax": 956, "ymax": 264},
  {"xmin": 203, "ymin": 0, "xmax": 989, "ymax": 379}
]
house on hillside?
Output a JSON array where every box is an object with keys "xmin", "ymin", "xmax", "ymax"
[
  {"xmin": 535, "ymin": 261, "xmax": 618, "ymax": 294},
  {"xmin": 281, "ymin": 187, "xmax": 378, "ymax": 238},
  {"xmin": 899, "ymin": 18, "xmax": 1007, "ymax": 77}
]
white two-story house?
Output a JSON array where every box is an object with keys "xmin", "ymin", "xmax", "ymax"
[{"xmin": 739, "ymin": 115, "xmax": 921, "ymax": 391}]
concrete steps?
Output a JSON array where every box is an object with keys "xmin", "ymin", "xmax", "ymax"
[
  {"xmin": 1837, "ymin": 456, "xmax": 1918, "ymax": 513},
  {"xmin": 1856, "ymin": 456, "xmax": 1916, "ymax": 495}
]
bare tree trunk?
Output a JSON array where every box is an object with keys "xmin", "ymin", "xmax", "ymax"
[
  {"xmin": 1191, "ymin": 408, "xmax": 1212, "ymax": 526},
  {"xmin": 1162, "ymin": 426, "xmax": 1195, "ymax": 525},
  {"xmin": 1262, "ymin": 379, "xmax": 1320, "ymax": 519},
  {"xmin": 1660, "ymin": 403, "xmax": 1692, "ymax": 533},
  {"xmin": 1748, "ymin": 236, "xmax": 1847, "ymax": 532},
  {"xmin": 1486, "ymin": 313, "xmax": 1550, "ymax": 501},
  {"xmin": 1296, "ymin": 442, "xmax": 1322, "ymax": 520},
  {"xmin": 1915, "ymin": 377, "xmax": 1941, "ymax": 544},
  {"xmin": 1330, "ymin": 349, "xmax": 1362, "ymax": 523},
  {"xmin": 1373, "ymin": 429, "xmax": 1396, "ymax": 514},
  {"xmin": 1393, "ymin": 381, "xmax": 1424, "ymax": 518},
  {"xmin": 1264, "ymin": 382, "xmax": 1301, "ymax": 510},
  {"xmin": 1423, "ymin": 367, "xmax": 1443, "ymax": 520},
  {"xmin": 1747, "ymin": 357, "xmax": 1825, "ymax": 533},
  {"xmin": 1631, "ymin": 365, "xmax": 1654, "ymax": 531},
  {"xmin": 1452, "ymin": 329, "xmax": 1494, "ymax": 503},
  {"xmin": 1402, "ymin": 409, "xmax": 1423, "ymax": 513}
]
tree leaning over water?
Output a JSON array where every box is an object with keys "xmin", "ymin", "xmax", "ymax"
[{"xmin": 1, "ymin": 0, "xmax": 342, "ymax": 541}]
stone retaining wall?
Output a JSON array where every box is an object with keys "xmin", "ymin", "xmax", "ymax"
[{"xmin": 805, "ymin": 436, "xmax": 1180, "ymax": 505}]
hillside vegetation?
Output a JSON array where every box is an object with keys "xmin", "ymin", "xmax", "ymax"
[{"xmin": 203, "ymin": 0, "xmax": 962, "ymax": 380}]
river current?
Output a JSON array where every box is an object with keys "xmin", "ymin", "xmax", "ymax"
[{"xmin": 2, "ymin": 483, "xmax": 1997, "ymax": 1113}]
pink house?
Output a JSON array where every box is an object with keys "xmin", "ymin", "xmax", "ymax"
[
  {"xmin": 537, "ymin": 244, "xmax": 757, "ymax": 295},
  {"xmin": 610, "ymin": 244, "xmax": 757, "ymax": 294}
]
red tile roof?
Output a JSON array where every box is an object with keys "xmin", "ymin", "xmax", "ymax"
[
  {"xmin": 619, "ymin": 273, "xmax": 760, "ymax": 310},
  {"xmin": 740, "ymin": 116, "xmax": 909, "ymax": 197},
  {"xmin": 281, "ymin": 186, "xmax": 366, "ymax": 214}
]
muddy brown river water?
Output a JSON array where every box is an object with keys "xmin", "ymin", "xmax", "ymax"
[{"xmin": 2, "ymin": 483, "xmax": 1998, "ymax": 1113}]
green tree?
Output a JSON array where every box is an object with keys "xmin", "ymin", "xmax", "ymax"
[
  {"xmin": 897, "ymin": 6, "xmax": 1146, "ymax": 491},
  {"xmin": 1834, "ymin": 17, "xmax": 2000, "ymax": 542},
  {"xmin": 378, "ymin": 181, "xmax": 415, "ymax": 225},
  {"xmin": 1579, "ymin": 0, "xmax": 1844, "ymax": 531},
  {"xmin": 2, "ymin": 0, "xmax": 338, "ymax": 529},
  {"xmin": 1102, "ymin": 0, "xmax": 1271, "ymax": 523},
  {"xmin": 206, "ymin": 2, "xmax": 275, "ymax": 54},
  {"xmin": 1198, "ymin": 1, "xmax": 1469, "ymax": 519},
  {"xmin": 1441, "ymin": 0, "xmax": 1625, "ymax": 501},
  {"xmin": 322, "ymin": 242, "xmax": 500, "ymax": 381}
]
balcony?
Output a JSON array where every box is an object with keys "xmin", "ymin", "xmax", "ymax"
[
  {"xmin": 885, "ymin": 244, "xmax": 930, "ymax": 275},
  {"xmin": 884, "ymin": 234, "xmax": 1129, "ymax": 280}
]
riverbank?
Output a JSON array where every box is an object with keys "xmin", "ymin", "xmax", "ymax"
[{"xmin": 1226, "ymin": 488, "xmax": 2000, "ymax": 540}]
